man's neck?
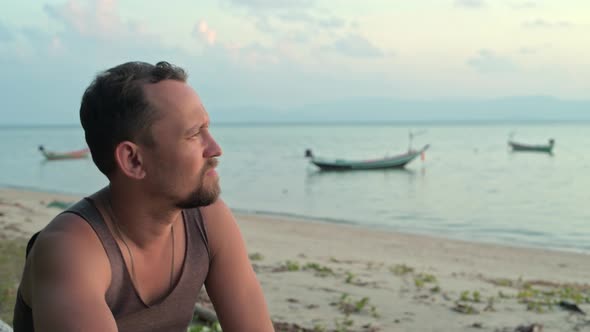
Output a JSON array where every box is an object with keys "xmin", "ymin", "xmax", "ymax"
[{"xmin": 106, "ymin": 184, "xmax": 181, "ymax": 251}]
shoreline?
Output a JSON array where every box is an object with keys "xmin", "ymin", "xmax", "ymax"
[
  {"xmin": 233, "ymin": 207, "xmax": 590, "ymax": 257},
  {"xmin": 2, "ymin": 183, "xmax": 585, "ymax": 256},
  {"xmin": 2, "ymin": 186, "xmax": 590, "ymax": 331}
]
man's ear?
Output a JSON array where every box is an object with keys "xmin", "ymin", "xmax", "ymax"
[{"xmin": 114, "ymin": 141, "xmax": 146, "ymax": 179}]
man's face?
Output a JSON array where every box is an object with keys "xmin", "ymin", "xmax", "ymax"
[{"xmin": 141, "ymin": 80, "xmax": 222, "ymax": 208}]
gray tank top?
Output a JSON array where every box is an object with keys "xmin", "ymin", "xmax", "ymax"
[{"xmin": 13, "ymin": 197, "xmax": 211, "ymax": 332}]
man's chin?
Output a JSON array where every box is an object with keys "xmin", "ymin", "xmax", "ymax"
[{"xmin": 177, "ymin": 187, "xmax": 220, "ymax": 209}]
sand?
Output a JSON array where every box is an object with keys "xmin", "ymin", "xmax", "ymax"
[{"xmin": 1, "ymin": 187, "xmax": 589, "ymax": 332}]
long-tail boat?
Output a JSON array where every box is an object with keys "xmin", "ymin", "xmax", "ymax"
[
  {"xmin": 508, "ymin": 139, "xmax": 554, "ymax": 154},
  {"xmin": 305, "ymin": 145, "xmax": 429, "ymax": 171},
  {"xmin": 38, "ymin": 145, "xmax": 90, "ymax": 161}
]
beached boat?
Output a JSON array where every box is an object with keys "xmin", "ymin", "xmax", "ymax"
[
  {"xmin": 508, "ymin": 139, "xmax": 554, "ymax": 154},
  {"xmin": 38, "ymin": 145, "xmax": 90, "ymax": 161},
  {"xmin": 305, "ymin": 145, "xmax": 429, "ymax": 171}
]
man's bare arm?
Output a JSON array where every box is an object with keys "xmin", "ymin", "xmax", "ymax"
[
  {"xmin": 202, "ymin": 199, "xmax": 274, "ymax": 332},
  {"xmin": 29, "ymin": 214, "xmax": 117, "ymax": 332}
]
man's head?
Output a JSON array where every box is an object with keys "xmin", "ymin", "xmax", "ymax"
[
  {"xmin": 80, "ymin": 61, "xmax": 187, "ymax": 176},
  {"xmin": 80, "ymin": 61, "xmax": 222, "ymax": 207}
]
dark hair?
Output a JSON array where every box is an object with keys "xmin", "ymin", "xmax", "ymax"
[{"xmin": 80, "ymin": 61, "xmax": 188, "ymax": 176}]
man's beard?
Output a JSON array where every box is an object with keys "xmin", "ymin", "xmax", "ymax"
[{"xmin": 176, "ymin": 158, "xmax": 220, "ymax": 209}]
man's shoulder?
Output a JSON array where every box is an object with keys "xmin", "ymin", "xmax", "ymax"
[
  {"xmin": 198, "ymin": 198, "xmax": 233, "ymax": 220},
  {"xmin": 30, "ymin": 195, "xmax": 109, "ymax": 273},
  {"xmin": 32, "ymin": 209, "xmax": 106, "ymax": 265},
  {"xmin": 22, "ymin": 204, "xmax": 111, "ymax": 302},
  {"xmin": 42, "ymin": 199, "xmax": 97, "ymax": 238}
]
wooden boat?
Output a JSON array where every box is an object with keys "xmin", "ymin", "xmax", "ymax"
[
  {"xmin": 38, "ymin": 145, "xmax": 90, "ymax": 161},
  {"xmin": 508, "ymin": 139, "xmax": 554, "ymax": 154},
  {"xmin": 305, "ymin": 145, "xmax": 429, "ymax": 171}
]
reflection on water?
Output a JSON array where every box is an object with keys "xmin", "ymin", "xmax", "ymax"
[{"xmin": 304, "ymin": 167, "xmax": 421, "ymax": 196}]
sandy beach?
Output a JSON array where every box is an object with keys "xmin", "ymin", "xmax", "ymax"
[{"xmin": 1, "ymin": 187, "xmax": 590, "ymax": 332}]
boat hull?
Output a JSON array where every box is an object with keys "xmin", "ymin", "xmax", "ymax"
[
  {"xmin": 41, "ymin": 149, "xmax": 90, "ymax": 161},
  {"xmin": 508, "ymin": 142, "xmax": 553, "ymax": 153},
  {"xmin": 309, "ymin": 145, "xmax": 428, "ymax": 171}
]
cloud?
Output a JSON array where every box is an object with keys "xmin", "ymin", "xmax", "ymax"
[
  {"xmin": 277, "ymin": 12, "xmax": 346, "ymax": 29},
  {"xmin": 523, "ymin": 19, "xmax": 574, "ymax": 28},
  {"xmin": 42, "ymin": 0, "xmax": 153, "ymax": 42},
  {"xmin": 222, "ymin": 0, "xmax": 315, "ymax": 10},
  {"xmin": 193, "ymin": 20, "xmax": 217, "ymax": 45},
  {"xmin": 518, "ymin": 47, "xmax": 536, "ymax": 55},
  {"xmin": 467, "ymin": 49, "xmax": 516, "ymax": 73},
  {"xmin": 510, "ymin": 1, "xmax": 537, "ymax": 9},
  {"xmin": 321, "ymin": 34, "xmax": 384, "ymax": 58},
  {"xmin": 221, "ymin": 0, "xmax": 349, "ymax": 46},
  {"xmin": 0, "ymin": 0, "xmax": 407, "ymax": 125},
  {"xmin": 454, "ymin": 0, "xmax": 486, "ymax": 9},
  {"xmin": 517, "ymin": 43, "xmax": 551, "ymax": 55}
]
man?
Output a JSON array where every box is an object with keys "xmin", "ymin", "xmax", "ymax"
[{"xmin": 13, "ymin": 61, "xmax": 274, "ymax": 332}]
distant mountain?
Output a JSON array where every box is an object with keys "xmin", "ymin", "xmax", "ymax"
[{"xmin": 211, "ymin": 96, "xmax": 590, "ymax": 123}]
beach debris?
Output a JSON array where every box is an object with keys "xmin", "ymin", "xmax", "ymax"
[
  {"xmin": 495, "ymin": 324, "xmax": 543, "ymax": 332},
  {"xmin": 272, "ymin": 260, "xmax": 300, "ymax": 272},
  {"xmin": 452, "ymin": 303, "xmax": 480, "ymax": 314},
  {"xmin": 514, "ymin": 323, "xmax": 543, "ymax": 332},
  {"xmin": 361, "ymin": 323, "xmax": 381, "ymax": 332},
  {"xmin": 559, "ymin": 300, "xmax": 586, "ymax": 315},
  {"xmin": 414, "ymin": 273, "xmax": 437, "ymax": 289},
  {"xmin": 0, "ymin": 318, "xmax": 13, "ymax": 332},
  {"xmin": 192, "ymin": 304, "xmax": 218, "ymax": 324},
  {"xmin": 471, "ymin": 322, "xmax": 483, "ymax": 328},
  {"xmin": 272, "ymin": 321, "xmax": 322, "ymax": 332},
  {"xmin": 482, "ymin": 277, "xmax": 590, "ymax": 313},
  {"xmin": 304, "ymin": 262, "xmax": 334, "ymax": 277},
  {"xmin": 191, "ymin": 290, "xmax": 217, "ymax": 325},
  {"xmin": 331, "ymin": 293, "xmax": 378, "ymax": 317},
  {"xmin": 248, "ymin": 252, "xmax": 264, "ymax": 261},
  {"xmin": 389, "ymin": 264, "xmax": 414, "ymax": 276},
  {"xmin": 345, "ymin": 271, "xmax": 375, "ymax": 287},
  {"xmin": 47, "ymin": 200, "xmax": 73, "ymax": 210},
  {"xmin": 459, "ymin": 290, "xmax": 481, "ymax": 303},
  {"xmin": 483, "ymin": 297, "xmax": 496, "ymax": 312}
]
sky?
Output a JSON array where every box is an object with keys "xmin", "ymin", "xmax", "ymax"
[{"xmin": 0, "ymin": 0, "xmax": 589, "ymax": 124}]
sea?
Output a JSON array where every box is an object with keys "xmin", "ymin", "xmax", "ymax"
[{"xmin": 1, "ymin": 122, "xmax": 589, "ymax": 254}]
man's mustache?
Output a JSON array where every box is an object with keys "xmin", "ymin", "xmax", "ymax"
[{"xmin": 204, "ymin": 158, "xmax": 218, "ymax": 172}]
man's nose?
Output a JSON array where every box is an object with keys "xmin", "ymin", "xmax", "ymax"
[{"xmin": 204, "ymin": 131, "xmax": 222, "ymax": 158}]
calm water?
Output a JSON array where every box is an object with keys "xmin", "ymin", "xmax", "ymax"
[{"xmin": 1, "ymin": 123, "xmax": 589, "ymax": 253}]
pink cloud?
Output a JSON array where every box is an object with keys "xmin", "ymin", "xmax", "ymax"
[
  {"xmin": 195, "ymin": 20, "xmax": 217, "ymax": 45},
  {"xmin": 43, "ymin": 0, "xmax": 149, "ymax": 41}
]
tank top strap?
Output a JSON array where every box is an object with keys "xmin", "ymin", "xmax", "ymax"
[
  {"xmin": 182, "ymin": 207, "xmax": 211, "ymax": 261},
  {"xmin": 61, "ymin": 197, "xmax": 126, "ymax": 306}
]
